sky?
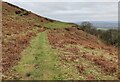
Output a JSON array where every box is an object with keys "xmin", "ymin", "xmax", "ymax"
[{"xmin": 3, "ymin": 0, "xmax": 118, "ymax": 22}]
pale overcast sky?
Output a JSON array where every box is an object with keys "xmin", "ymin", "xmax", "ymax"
[{"xmin": 3, "ymin": 0, "xmax": 118, "ymax": 22}]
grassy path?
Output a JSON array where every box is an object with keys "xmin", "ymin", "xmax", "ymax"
[
  {"xmin": 11, "ymin": 31, "xmax": 117, "ymax": 80},
  {"xmin": 13, "ymin": 31, "xmax": 64, "ymax": 80}
]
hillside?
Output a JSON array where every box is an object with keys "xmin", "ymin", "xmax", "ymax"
[{"xmin": 2, "ymin": 2, "xmax": 118, "ymax": 80}]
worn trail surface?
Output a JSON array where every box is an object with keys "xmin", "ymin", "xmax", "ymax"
[{"xmin": 8, "ymin": 31, "xmax": 63, "ymax": 80}]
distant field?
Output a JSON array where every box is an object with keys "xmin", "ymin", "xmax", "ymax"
[{"xmin": 76, "ymin": 21, "xmax": 118, "ymax": 29}]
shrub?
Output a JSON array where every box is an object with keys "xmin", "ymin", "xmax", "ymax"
[
  {"xmin": 80, "ymin": 21, "xmax": 93, "ymax": 33},
  {"xmin": 22, "ymin": 11, "xmax": 31, "ymax": 15},
  {"xmin": 15, "ymin": 11, "xmax": 21, "ymax": 14},
  {"xmin": 15, "ymin": 10, "xmax": 31, "ymax": 16},
  {"xmin": 64, "ymin": 28, "xmax": 70, "ymax": 31},
  {"xmin": 79, "ymin": 21, "xmax": 119, "ymax": 47}
]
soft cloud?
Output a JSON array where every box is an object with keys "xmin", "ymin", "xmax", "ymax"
[
  {"xmin": 3, "ymin": 0, "xmax": 119, "ymax": 2},
  {"xmin": 3, "ymin": 1, "xmax": 118, "ymax": 22}
]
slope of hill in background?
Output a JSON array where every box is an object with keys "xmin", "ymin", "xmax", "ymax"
[{"xmin": 2, "ymin": 2, "xmax": 118, "ymax": 80}]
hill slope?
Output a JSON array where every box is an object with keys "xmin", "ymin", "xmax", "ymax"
[{"xmin": 2, "ymin": 2, "xmax": 118, "ymax": 80}]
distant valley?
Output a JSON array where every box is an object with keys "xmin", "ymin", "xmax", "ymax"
[{"xmin": 76, "ymin": 21, "xmax": 118, "ymax": 29}]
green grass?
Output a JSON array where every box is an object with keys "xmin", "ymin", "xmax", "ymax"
[
  {"xmin": 44, "ymin": 21, "xmax": 73, "ymax": 28},
  {"xmin": 12, "ymin": 31, "xmax": 88, "ymax": 80},
  {"xmin": 13, "ymin": 31, "xmax": 64, "ymax": 80}
]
